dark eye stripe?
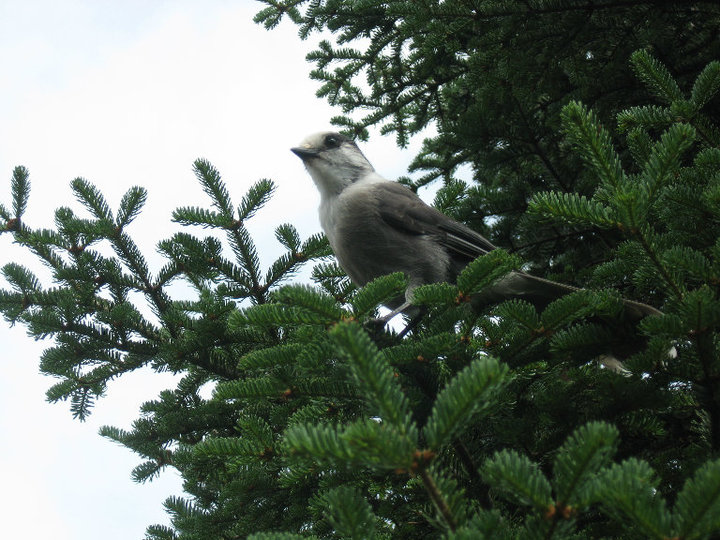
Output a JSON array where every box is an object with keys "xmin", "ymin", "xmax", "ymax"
[{"xmin": 324, "ymin": 134, "xmax": 341, "ymax": 148}]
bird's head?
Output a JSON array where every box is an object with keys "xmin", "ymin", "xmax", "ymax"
[{"xmin": 291, "ymin": 132, "xmax": 374, "ymax": 198}]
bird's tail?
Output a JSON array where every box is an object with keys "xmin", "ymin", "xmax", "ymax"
[{"xmin": 471, "ymin": 271, "xmax": 661, "ymax": 320}]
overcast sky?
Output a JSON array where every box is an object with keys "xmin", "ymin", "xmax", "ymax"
[{"xmin": 0, "ymin": 2, "xmax": 429, "ymax": 538}]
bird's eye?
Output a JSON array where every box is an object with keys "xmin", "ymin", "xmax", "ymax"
[{"xmin": 324, "ymin": 134, "xmax": 341, "ymax": 148}]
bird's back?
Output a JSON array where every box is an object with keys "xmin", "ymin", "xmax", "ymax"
[{"xmin": 320, "ymin": 181, "xmax": 455, "ymax": 290}]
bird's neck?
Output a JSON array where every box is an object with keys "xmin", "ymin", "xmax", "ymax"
[
  {"xmin": 314, "ymin": 169, "xmax": 386, "ymax": 200},
  {"xmin": 317, "ymin": 171, "xmax": 389, "ymax": 244}
]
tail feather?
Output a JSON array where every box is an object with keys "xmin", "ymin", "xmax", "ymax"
[{"xmin": 471, "ymin": 271, "xmax": 661, "ymax": 320}]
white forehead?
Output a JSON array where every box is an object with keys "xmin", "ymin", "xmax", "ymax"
[
  {"xmin": 298, "ymin": 132, "xmax": 325, "ymax": 148},
  {"xmin": 296, "ymin": 131, "xmax": 347, "ymax": 149}
]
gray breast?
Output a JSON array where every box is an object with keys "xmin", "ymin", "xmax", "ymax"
[{"xmin": 328, "ymin": 184, "xmax": 452, "ymax": 289}]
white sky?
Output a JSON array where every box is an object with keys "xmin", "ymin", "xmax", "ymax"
[{"xmin": 0, "ymin": 2, "xmax": 429, "ymax": 538}]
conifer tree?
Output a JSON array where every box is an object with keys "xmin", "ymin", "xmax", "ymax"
[{"xmin": 2, "ymin": 2, "xmax": 720, "ymax": 538}]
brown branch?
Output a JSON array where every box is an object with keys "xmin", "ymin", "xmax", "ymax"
[{"xmin": 419, "ymin": 468, "xmax": 457, "ymax": 532}]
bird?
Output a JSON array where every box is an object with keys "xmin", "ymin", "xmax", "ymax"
[{"xmin": 290, "ymin": 131, "xmax": 662, "ymax": 324}]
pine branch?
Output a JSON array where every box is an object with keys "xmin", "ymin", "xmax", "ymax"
[
  {"xmin": 423, "ymin": 356, "xmax": 508, "ymax": 449},
  {"xmin": 11, "ymin": 166, "xmax": 30, "ymax": 218},
  {"xmin": 482, "ymin": 449, "xmax": 553, "ymax": 510},
  {"xmin": 672, "ymin": 459, "xmax": 720, "ymax": 539},
  {"xmin": 116, "ymin": 186, "xmax": 147, "ymax": 229},
  {"xmin": 317, "ymin": 486, "xmax": 378, "ymax": 540},
  {"xmin": 630, "ymin": 49, "xmax": 684, "ymax": 105},
  {"xmin": 329, "ymin": 322, "xmax": 414, "ymax": 437},
  {"xmin": 598, "ymin": 458, "xmax": 671, "ymax": 538},
  {"xmin": 419, "ymin": 468, "xmax": 458, "ymax": 532},
  {"xmin": 552, "ymin": 422, "xmax": 619, "ymax": 508},
  {"xmin": 561, "ymin": 101, "xmax": 626, "ymax": 191}
]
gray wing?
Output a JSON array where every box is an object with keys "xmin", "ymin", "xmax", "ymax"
[
  {"xmin": 374, "ymin": 182, "xmax": 495, "ymax": 261},
  {"xmin": 371, "ymin": 182, "xmax": 661, "ymax": 319}
]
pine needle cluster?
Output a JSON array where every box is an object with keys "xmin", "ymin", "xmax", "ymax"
[{"xmin": 2, "ymin": 2, "xmax": 720, "ymax": 538}]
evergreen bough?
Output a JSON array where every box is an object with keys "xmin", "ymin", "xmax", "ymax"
[{"xmin": 2, "ymin": 2, "xmax": 720, "ymax": 538}]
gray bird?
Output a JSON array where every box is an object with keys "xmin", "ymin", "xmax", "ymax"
[{"xmin": 291, "ymin": 131, "xmax": 661, "ymax": 322}]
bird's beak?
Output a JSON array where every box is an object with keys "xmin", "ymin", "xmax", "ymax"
[{"xmin": 291, "ymin": 146, "xmax": 319, "ymax": 160}]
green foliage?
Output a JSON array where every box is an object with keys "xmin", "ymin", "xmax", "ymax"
[
  {"xmin": 482, "ymin": 449, "xmax": 553, "ymax": 510},
  {"xmin": 248, "ymin": 534, "xmax": 315, "ymax": 540},
  {"xmin": 552, "ymin": 422, "xmax": 619, "ymax": 508},
  {"xmin": 597, "ymin": 458, "xmax": 671, "ymax": 538},
  {"xmin": 315, "ymin": 486, "xmax": 379, "ymax": 540},
  {"xmin": 424, "ymin": 357, "xmax": 508, "ymax": 449},
  {"xmin": 455, "ymin": 249, "xmax": 521, "ymax": 296},
  {"xmin": 3, "ymin": 2, "xmax": 720, "ymax": 539},
  {"xmin": 673, "ymin": 459, "xmax": 720, "ymax": 539},
  {"xmin": 11, "ymin": 165, "xmax": 30, "ymax": 219},
  {"xmin": 349, "ymin": 272, "xmax": 407, "ymax": 318},
  {"xmin": 482, "ymin": 423, "xmax": 720, "ymax": 539},
  {"xmin": 330, "ymin": 322, "xmax": 414, "ymax": 434}
]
